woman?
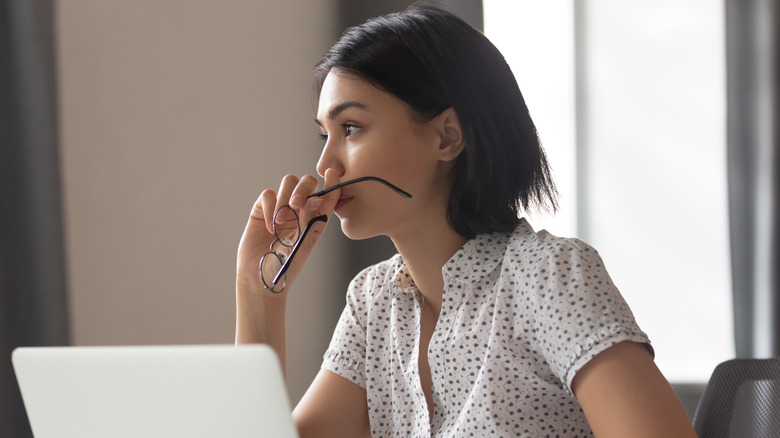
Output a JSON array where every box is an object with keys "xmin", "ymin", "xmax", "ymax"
[{"xmin": 236, "ymin": 5, "xmax": 697, "ymax": 437}]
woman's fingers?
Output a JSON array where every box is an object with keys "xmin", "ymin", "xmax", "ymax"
[
  {"xmin": 294, "ymin": 169, "xmax": 342, "ymax": 250},
  {"xmin": 259, "ymin": 173, "xmax": 333, "ymax": 234},
  {"xmin": 274, "ymin": 174, "xmax": 300, "ymax": 224},
  {"xmin": 292, "ymin": 175, "xmax": 328, "ymax": 226},
  {"xmin": 239, "ymin": 172, "xmax": 343, "ymax": 291},
  {"xmin": 319, "ymin": 168, "xmax": 342, "ymax": 213},
  {"xmin": 289, "ymin": 175, "xmax": 319, "ymax": 210},
  {"xmin": 257, "ymin": 189, "xmax": 277, "ymax": 233},
  {"xmin": 237, "ymin": 189, "xmax": 279, "ymax": 284}
]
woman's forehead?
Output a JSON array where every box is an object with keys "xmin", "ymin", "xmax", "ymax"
[
  {"xmin": 317, "ymin": 71, "xmax": 402, "ymax": 120},
  {"xmin": 319, "ymin": 71, "xmax": 374, "ymax": 102}
]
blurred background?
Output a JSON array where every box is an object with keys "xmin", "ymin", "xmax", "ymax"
[{"xmin": 2, "ymin": 0, "xmax": 777, "ymax": 436}]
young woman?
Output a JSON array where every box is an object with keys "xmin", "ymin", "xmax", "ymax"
[{"xmin": 236, "ymin": 5, "xmax": 697, "ymax": 437}]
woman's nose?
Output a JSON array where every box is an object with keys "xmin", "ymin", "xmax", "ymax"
[{"xmin": 316, "ymin": 141, "xmax": 344, "ymax": 178}]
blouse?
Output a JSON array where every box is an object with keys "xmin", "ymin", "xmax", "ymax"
[{"xmin": 322, "ymin": 218, "xmax": 651, "ymax": 437}]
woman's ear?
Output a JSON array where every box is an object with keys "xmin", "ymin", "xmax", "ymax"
[{"xmin": 434, "ymin": 107, "xmax": 465, "ymax": 162}]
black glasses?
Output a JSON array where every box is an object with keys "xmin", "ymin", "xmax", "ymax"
[
  {"xmin": 306, "ymin": 176, "xmax": 411, "ymax": 199},
  {"xmin": 260, "ymin": 176, "xmax": 412, "ymax": 292}
]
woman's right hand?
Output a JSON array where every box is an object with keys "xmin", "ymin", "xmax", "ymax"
[{"xmin": 236, "ymin": 169, "xmax": 342, "ymax": 296}]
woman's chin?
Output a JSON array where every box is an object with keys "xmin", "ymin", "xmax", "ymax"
[{"xmin": 338, "ymin": 217, "xmax": 381, "ymax": 241}]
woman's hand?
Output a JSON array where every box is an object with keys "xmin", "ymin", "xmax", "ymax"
[
  {"xmin": 236, "ymin": 169, "xmax": 341, "ymax": 295},
  {"xmin": 235, "ymin": 169, "xmax": 341, "ymax": 368}
]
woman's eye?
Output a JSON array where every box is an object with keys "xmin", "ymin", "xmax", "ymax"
[
  {"xmin": 344, "ymin": 124, "xmax": 361, "ymax": 137},
  {"xmin": 318, "ymin": 132, "xmax": 328, "ymax": 142}
]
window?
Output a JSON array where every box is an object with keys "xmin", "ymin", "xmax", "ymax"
[{"xmin": 484, "ymin": 0, "xmax": 732, "ymax": 382}]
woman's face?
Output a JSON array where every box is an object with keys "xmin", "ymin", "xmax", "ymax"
[{"xmin": 315, "ymin": 70, "xmax": 454, "ymax": 241}]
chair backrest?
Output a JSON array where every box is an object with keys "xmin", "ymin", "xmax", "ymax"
[{"xmin": 693, "ymin": 358, "xmax": 780, "ymax": 438}]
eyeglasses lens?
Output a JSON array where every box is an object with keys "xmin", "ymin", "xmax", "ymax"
[
  {"xmin": 260, "ymin": 251, "xmax": 286, "ymax": 292},
  {"xmin": 260, "ymin": 205, "xmax": 301, "ymax": 292},
  {"xmin": 272, "ymin": 206, "xmax": 300, "ymax": 248}
]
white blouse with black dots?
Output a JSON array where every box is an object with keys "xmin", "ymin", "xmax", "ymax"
[{"xmin": 322, "ymin": 218, "xmax": 652, "ymax": 437}]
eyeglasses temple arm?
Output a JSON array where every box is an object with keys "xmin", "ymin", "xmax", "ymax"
[
  {"xmin": 307, "ymin": 176, "xmax": 412, "ymax": 199},
  {"xmin": 272, "ymin": 214, "xmax": 328, "ymax": 286}
]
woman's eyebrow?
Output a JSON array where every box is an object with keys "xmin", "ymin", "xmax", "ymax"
[{"xmin": 314, "ymin": 100, "xmax": 368, "ymax": 126}]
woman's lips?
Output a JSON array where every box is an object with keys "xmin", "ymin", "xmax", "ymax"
[{"xmin": 334, "ymin": 196, "xmax": 353, "ymax": 212}]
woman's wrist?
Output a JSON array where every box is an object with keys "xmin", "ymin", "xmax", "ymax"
[
  {"xmin": 235, "ymin": 280, "xmax": 288, "ymax": 345},
  {"xmin": 236, "ymin": 275, "xmax": 289, "ymax": 302}
]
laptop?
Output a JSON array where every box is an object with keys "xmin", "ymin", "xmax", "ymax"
[{"xmin": 12, "ymin": 344, "xmax": 299, "ymax": 438}]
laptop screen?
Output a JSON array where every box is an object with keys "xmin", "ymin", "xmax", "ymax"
[{"xmin": 13, "ymin": 344, "xmax": 299, "ymax": 438}]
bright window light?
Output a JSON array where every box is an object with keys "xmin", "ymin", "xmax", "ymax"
[
  {"xmin": 484, "ymin": 0, "xmax": 733, "ymax": 382},
  {"xmin": 484, "ymin": 1, "xmax": 577, "ymax": 237}
]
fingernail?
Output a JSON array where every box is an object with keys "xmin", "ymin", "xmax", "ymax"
[
  {"xmin": 289, "ymin": 194, "xmax": 302, "ymax": 208},
  {"xmin": 308, "ymin": 197, "xmax": 322, "ymax": 213},
  {"xmin": 275, "ymin": 209, "xmax": 287, "ymax": 224}
]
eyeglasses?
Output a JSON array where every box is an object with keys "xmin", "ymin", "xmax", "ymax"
[{"xmin": 260, "ymin": 176, "xmax": 412, "ymax": 292}]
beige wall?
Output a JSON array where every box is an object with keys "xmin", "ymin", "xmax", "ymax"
[{"xmin": 56, "ymin": 0, "xmax": 343, "ymax": 403}]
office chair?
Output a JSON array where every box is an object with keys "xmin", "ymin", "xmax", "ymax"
[{"xmin": 692, "ymin": 358, "xmax": 780, "ymax": 438}]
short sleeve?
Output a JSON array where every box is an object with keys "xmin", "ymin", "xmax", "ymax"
[
  {"xmin": 530, "ymin": 237, "xmax": 653, "ymax": 393},
  {"xmin": 321, "ymin": 267, "xmax": 371, "ymax": 388}
]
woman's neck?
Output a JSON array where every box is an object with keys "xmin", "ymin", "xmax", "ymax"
[{"xmin": 391, "ymin": 224, "xmax": 468, "ymax": 317}]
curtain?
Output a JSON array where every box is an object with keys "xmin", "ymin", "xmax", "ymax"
[
  {"xmin": 0, "ymin": 1, "xmax": 69, "ymax": 436},
  {"xmin": 726, "ymin": 0, "xmax": 780, "ymax": 358}
]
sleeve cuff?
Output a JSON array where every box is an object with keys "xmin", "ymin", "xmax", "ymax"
[
  {"xmin": 563, "ymin": 323, "xmax": 653, "ymax": 394},
  {"xmin": 322, "ymin": 349, "xmax": 366, "ymax": 389}
]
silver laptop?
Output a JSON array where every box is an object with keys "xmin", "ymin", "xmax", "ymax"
[{"xmin": 12, "ymin": 344, "xmax": 299, "ymax": 438}]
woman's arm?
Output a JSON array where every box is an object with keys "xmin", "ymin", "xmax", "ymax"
[
  {"xmin": 235, "ymin": 279, "xmax": 289, "ymax": 366},
  {"xmin": 293, "ymin": 370, "xmax": 371, "ymax": 438},
  {"xmin": 572, "ymin": 341, "xmax": 698, "ymax": 437},
  {"xmin": 236, "ymin": 170, "xmax": 369, "ymax": 438},
  {"xmin": 235, "ymin": 170, "xmax": 341, "ymax": 372}
]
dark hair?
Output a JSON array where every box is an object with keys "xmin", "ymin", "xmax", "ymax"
[{"xmin": 313, "ymin": 5, "xmax": 557, "ymax": 239}]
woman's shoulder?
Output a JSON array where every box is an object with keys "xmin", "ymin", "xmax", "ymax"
[
  {"xmin": 496, "ymin": 219, "xmax": 616, "ymax": 299},
  {"xmin": 442, "ymin": 219, "xmax": 604, "ymax": 286},
  {"xmin": 505, "ymin": 219, "xmax": 604, "ymax": 266}
]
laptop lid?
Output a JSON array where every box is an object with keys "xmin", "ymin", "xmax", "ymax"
[{"xmin": 12, "ymin": 344, "xmax": 299, "ymax": 438}]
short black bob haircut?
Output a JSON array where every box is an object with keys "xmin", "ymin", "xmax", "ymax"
[{"xmin": 313, "ymin": 4, "xmax": 558, "ymax": 239}]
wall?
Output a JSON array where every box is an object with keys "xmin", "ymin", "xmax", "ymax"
[{"xmin": 56, "ymin": 0, "xmax": 342, "ymax": 403}]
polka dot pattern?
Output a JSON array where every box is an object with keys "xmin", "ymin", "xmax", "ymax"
[{"xmin": 322, "ymin": 218, "xmax": 651, "ymax": 437}]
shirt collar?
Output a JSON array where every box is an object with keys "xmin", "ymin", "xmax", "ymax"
[
  {"xmin": 390, "ymin": 258, "xmax": 416, "ymax": 293},
  {"xmin": 390, "ymin": 219, "xmax": 535, "ymax": 290},
  {"xmin": 441, "ymin": 232, "xmax": 506, "ymax": 284},
  {"xmin": 443, "ymin": 218, "xmax": 535, "ymax": 284}
]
